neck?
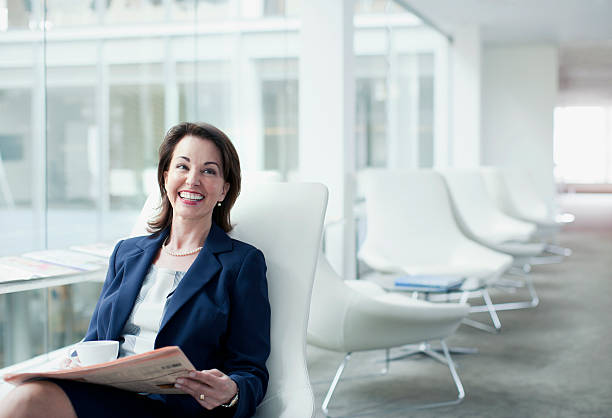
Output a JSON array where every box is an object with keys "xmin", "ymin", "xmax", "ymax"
[{"xmin": 166, "ymin": 217, "xmax": 212, "ymax": 251}]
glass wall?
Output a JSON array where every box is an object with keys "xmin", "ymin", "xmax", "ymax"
[
  {"xmin": 354, "ymin": 2, "xmax": 449, "ymax": 169},
  {"xmin": 0, "ymin": 0, "xmax": 297, "ymax": 368}
]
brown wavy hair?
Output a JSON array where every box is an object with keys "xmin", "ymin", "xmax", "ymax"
[{"xmin": 147, "ymin": 122, "xmax": 241, "ymax": 234}]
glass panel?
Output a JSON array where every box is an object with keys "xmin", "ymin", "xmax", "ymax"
[
  {"xmin": 0, "ymin": 290, "xmax": 45, "ymax": 367},
  {"xmin": 109, "ymin": 63, "xmax": 165, "ymax": 209},
  {"xmin": 354, "ymin": 4, "xmax": 448, "ymax": 170},
  {"xmin": 45, "ymin": 65, "xmax": 99, "ymax": 249},
  {"xmin": 47, "ymin": 282, "xmax": 103, "ymax": 353},
  {"xmin": 45, "ymin": 0, "xmax": 99, "ymax": 28},
  {"xmin": 177, "ymin": 61, "xmax": 232, "ymax": 132},
  {"xmin": 104, "ymin": 0, "xmax": 167, "ymax": 24},
  {"xmin": 259, "ymin": 58, "xmax": 299, "ymax": 178},
  {"xmin": 5, "ymin": 0, "xmax": 36, "ymax": 29},
  {"xmin": 0, "ymin": 13, "xmax": 44, "ymax": 255},
  {"xmin": 172, "ymin": 0, "xmax": 231, "ymax": 22},
  {"xmin": 355, "ymin": 0, "xmax": 405, "ymax": 14},
  {"xmin": 355, "ymin": 56, "xmax": 387, "ymax": 168},
  {"xmin": 417, "ymin": 52, "xmax": 434, "ymax": 168}
]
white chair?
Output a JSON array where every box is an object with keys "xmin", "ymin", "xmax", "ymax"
[
  {"xmin": 439, "ymin": 168, "xmax": 544, "ymax": 311},
  {"xmin": 481, "ymin": 167, "xmax": 573, "ymax": 256},
  {"xmin": 231, "ymin": 183, "xmax": 328, "ymax": 418},
  {"xmin": 131, "ymin": 183, "xmax": 329, "ymax": 418},
  {"xmin": 358, "ymin": 169, "xmax": 513, "ymax": 332},
  {"xmin": 308, "ymin": 255, "xmax": 470, "ymax": 415}
]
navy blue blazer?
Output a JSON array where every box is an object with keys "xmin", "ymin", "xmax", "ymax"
[{"xmin": 84, "ymin": 223, "xmax": 271, "ymax": 418}]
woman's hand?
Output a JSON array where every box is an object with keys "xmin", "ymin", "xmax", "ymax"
[
  {"xmin": 55, "ymin": 349, "xmax": 81, "ymax": 370},
  {"xmin": 174, "ymin": 369, "xmax": 238, "ymax": 410}
]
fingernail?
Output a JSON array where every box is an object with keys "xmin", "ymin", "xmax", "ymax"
[
  {"xmin": 176, "ymin": 378, "xmax": 184, "ymax": 384},
  {"xmin": 189, "ymin": 372, "xmax": 196, "ymax": 377}
]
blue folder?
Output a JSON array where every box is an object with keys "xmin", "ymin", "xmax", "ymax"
[{"xmin": 394, "ymin": 275, "xmax": 465, "ymax": 290}]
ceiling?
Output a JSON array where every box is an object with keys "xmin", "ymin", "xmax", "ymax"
[
  {"xmin": 403, "ymin": 0, "xmax": 612, "ymax": 104},
  {"xmin": 402, "ymin": 0, "xmax": 612, "ymax": 44}
]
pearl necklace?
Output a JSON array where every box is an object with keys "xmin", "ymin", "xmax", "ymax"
[{"xmin": 162, "ymin": 237, "xmax": 203, "ymax": 257}]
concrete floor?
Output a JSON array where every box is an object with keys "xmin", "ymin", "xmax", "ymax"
[{"xmin": 306, "ymin": 194, "xmax": 612, "ymax": 417}]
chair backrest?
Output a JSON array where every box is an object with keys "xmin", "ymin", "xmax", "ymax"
[
  {"xmin": 481, "ymin": 167, "xmax": 551, "ymax": 223},
  {"xmin": 358, "ymin": 169, "xmax": 469, "ymax": 267},
  {"xmin": 131, "ymin": 183, "xmax": 328, "ymax": 418},
  {"xmin": 231, "ymin": 183, "xmax": 327, "ymax": 418},
  {"xmin": 439, "ymin": 168, "xmax": 535, "ymax": 243}
]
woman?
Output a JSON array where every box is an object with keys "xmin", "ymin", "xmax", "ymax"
[{"xmin": 0, "ymin": 122, "xmax": 271, "ymax": 418}]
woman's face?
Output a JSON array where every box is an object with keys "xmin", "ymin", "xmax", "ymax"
[{"xmin": 163, "ymin": 135, "xmax": 229, "ymax": 225}]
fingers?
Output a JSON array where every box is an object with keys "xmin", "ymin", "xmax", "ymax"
[
  {"xmin": 174, "ymin": 370, "xmax": 237, "ymax": 410},
  {"xmin": 174, "ymin": 378, "xmax": 217, "ymax": 410}
]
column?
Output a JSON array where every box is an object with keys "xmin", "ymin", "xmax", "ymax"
[{"xmin": 299, "ymin": 0, "xmax": 356, "ymax": 278}]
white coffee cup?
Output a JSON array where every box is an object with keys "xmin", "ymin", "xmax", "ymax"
[{"xmin": 75, "ymin": 340, "xmax": 119, "ymax": 366}]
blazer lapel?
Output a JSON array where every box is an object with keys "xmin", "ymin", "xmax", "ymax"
[
  {"xmin": 108, "ymin": 230, "xmax": 168, "ymax": 339},
  {"xmin": 158, "ymin": 223, "xmax": 232, "ymax": 335}
]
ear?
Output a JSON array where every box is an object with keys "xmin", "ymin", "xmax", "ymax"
[
  {"xmin": 163, "ymin": 170, "xmax": 169, "ymax": 189},
  {"xmin": 220, "ymin": 182, "xmax": 230, "ymax": 201}
]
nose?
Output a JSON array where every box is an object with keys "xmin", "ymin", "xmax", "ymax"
[{"xmin": 186, "ymin": 169, "xmax": 200, "ymax": 186}]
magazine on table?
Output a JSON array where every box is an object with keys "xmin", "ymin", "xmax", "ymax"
[
  {"xmin": 0, "ymin": 256, "xmax": 81, "ymax": 283},
  {"xmin": 3, "ymin": 346, "xmax": 195, "ymax": 394},
  {"xmin": 394, "ymin": 274, "xmax": 465, "ymax": 290},
  {"xmin": 22, "ymin": 249, "xmax": 109, "ymax": 272}
]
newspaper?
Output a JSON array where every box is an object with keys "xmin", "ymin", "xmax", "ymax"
[{"xmin": 3, "ymin": 346, "xmax": 195, "ymax": 394}]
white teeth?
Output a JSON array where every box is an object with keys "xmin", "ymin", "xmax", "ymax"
[{"xmin": 179, "ymin": 191, "xmax": 204, "ymax": 201}]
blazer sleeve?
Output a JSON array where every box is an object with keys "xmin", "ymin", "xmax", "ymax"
[
  {"xmin": 84, "ymin": 240, "xmax": 124, "ymax": 341},
  {"xmin": 224, "ymin": 248, "xmax": 271, "ymax": 418}
]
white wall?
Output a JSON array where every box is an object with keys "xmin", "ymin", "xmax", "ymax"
[{"xmin": 481, "ymin": 44, "xmax": 558, "ymax": 207}]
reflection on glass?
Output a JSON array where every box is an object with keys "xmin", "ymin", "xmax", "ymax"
[
  {"xmin": 109, "ymin": 64, "xmax": 165, "ymax": 209},
  {"xmin": 417, "ymin": 52, "xmax": 434, "ymax": 168},
  {"xmin": 0, "ymin": 290, "xmax": 45, "ymax": 367},
  {"xmin": 355, "ymin": 56, "xmax": 387, "ymax": 168},
  {"xmin": 262, "ymin": 79, "xmax": 298, "ymax": 176},
  {"xmin": 177, "ymin": 61, "xmax": 231, "ymax": 131},
  {"xmin": 47, "ymin": 282, "xmax": 103, "ymax": 353}
]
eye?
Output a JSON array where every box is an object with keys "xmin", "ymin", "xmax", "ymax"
[
  {"xmin": 176, "ymin": 164, "xmax": 188, "ymax": 170},
  {"xmin": 202, "ymin": 168, "xmax": 217, "ymax": 175}
]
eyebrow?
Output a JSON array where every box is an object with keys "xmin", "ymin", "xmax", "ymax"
[{"xmin": 177, "ymin": 156, "xmax": 221, "ymax": 169}]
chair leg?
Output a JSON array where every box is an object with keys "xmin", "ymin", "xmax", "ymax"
[
  {"xmin": 321, "ymin": 340, "xmax": 466, "ymax": 416},
  {"xmin": 545, "ymin": 243, "xmax": 572, "ymax": 257},
  {"xmin": 470, "ymin": 272, "xmax": 539, "ymax": 313},
  {"xmin": 463, "ymin": 289, "xmax": 502, "ymax": 333},
  {"xmin": 321, "ymin": 352, "xmax": 351, "ymax": 416}
]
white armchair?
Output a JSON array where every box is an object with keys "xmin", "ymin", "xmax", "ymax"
[
  {"xmin": 132, "ymin": 183, "xmax": 329, "ymax": 418},
  {"xmin": 308, "ymin": 254, "xmax": 470, "ymax": 415},
  {"xmin": 357, "ymin": 169, "xmax": 514, "ymax": 332},
  {"xmin": 481, "ymin": 166, "xmax": 573, "ymax": 256},
  {"xmin": 439, "ymin": 168, "xmax": 545, "ymax": 311},
  {"xmin": 230, "ymin": 182, "xmax": 328, "ymax": 418}
]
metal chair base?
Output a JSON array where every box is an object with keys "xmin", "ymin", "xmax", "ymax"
[
  {"xmin": 469, "ymin": 273, "xmax": 539, "ymax": 313},
  {"xmin": 321, "ymin": 340, "xmax": 465, "ymax": 417}
]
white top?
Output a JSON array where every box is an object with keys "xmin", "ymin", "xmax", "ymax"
[{"xmin": 119, "ymin": 265, "xmax": 185, "ymax": 358}]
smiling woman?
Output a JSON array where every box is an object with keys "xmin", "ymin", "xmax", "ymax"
[{"xmin": 0, "ymin": 122, "xmax": 271, "ymax": 418}]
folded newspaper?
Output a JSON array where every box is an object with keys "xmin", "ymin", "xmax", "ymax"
[
  {"xmin": 394, "ymin": 274, "xmax": 465, "ymax": 290},
  {"xmin": 3, "ymin": 346, "xmax": 195, "ymax": 394}
]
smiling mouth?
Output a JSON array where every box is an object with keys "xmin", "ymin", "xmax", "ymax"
[{"xmin": 178, "ymin": 191, "xmax": 204, "ymax": 201}]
